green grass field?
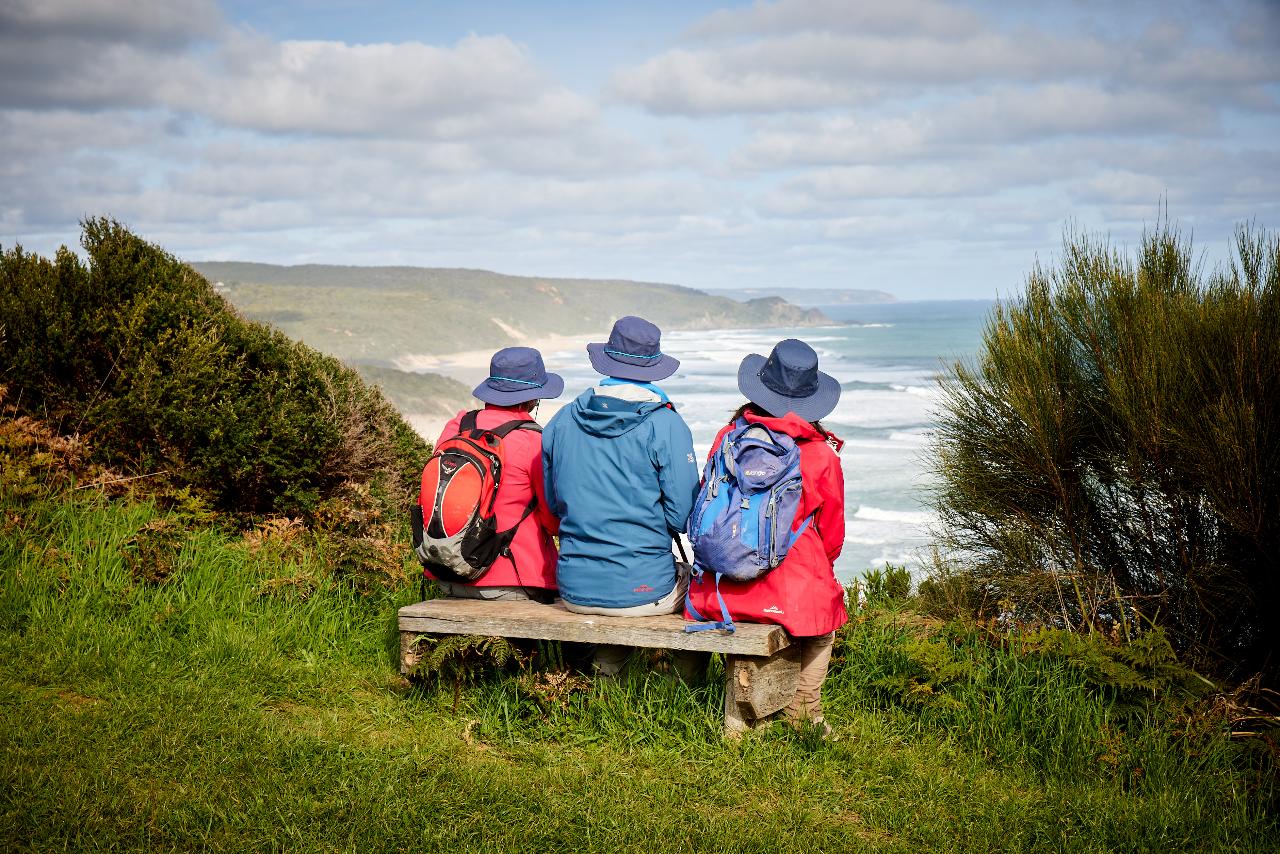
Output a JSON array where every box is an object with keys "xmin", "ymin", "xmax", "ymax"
[{"xmin": 2, "ymin": 484, "xmax": 1276, "ymax": 852}]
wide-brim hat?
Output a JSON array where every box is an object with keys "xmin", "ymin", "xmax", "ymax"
[
  {"xmin": 737, "ymin": 338, "xmax": 841, "ymax": 422},
  {"xmin": 586, "ymin": 315, "xmax": 679, "ymax": 382},
  {"xmin": 472, "ymin": 346, "xmax": 564, "ymax": 405}
]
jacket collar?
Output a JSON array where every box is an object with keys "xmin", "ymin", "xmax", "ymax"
[
  {"xmin": 598, "ymin": 376, "xmax": 669, "ymax": 403},
  {"xmin": 483, "ymin": 403, "xmax": 536, "ymax": 420},
  {"xmin": 742, "ymin": 409, "xmax": 844, "ymax": 451}
]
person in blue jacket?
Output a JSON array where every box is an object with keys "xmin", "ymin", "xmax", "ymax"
[{"xmin": 542, "ymin": 316, "xmax": 701, "ymax": 675}]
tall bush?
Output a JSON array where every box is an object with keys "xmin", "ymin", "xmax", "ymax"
[
  {"xmin": 0, "ymin": 218, "xmax": 430, "ymax": 520},
  {"xmin": 931, "ymin": 223, "xmax": 1279, "ymax": 681}
]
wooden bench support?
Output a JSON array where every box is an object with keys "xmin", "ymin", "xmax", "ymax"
[
  {"xmin": 723, "ymin": 645, "xmax": 802, "ymax": 738},
  {"xmin": 397, "ymin": 598, "xmax": 797, "ymax": 737}
]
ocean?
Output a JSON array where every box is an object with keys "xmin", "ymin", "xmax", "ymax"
[{"xmin": 545, "ymin": 300, "xmax": 993, "ymax": 583}]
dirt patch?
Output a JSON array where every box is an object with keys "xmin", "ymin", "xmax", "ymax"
[{"xmin": 56, "ymin": 690, "xmax": 103, "ymax": 710}]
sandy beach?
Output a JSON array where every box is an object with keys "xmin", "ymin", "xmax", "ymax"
[
  {"xmin": 393, "ymin": 331, "xmax": 598, "ymax": 382},
  {"xmin": 396, "ymin": 331, "xmax": 597, "ymax": 441}
]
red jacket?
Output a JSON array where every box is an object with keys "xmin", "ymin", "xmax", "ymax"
[
  {"xmin": 684, "ymin": 410, "xmax": 848, "ymax": 637},
  {"xmin": 428, "ymin": 405, "xmax": 559, "ymax": 589}
]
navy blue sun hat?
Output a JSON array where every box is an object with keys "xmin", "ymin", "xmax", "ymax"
[
  {"xmin": 472, "ymin": 347, "xmax": 564, "ymax": 406},
  {"xmin": 586, "ymin": 315, "xmax": 680, "ymax": 382},
  {"xmin": 737, "ymin": 338, "xmax": 841, "ymax": 422}
]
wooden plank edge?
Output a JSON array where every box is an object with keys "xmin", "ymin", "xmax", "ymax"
[{"xmin": 397, "ymin": 615, "xmax": 785, "ymax": 656}]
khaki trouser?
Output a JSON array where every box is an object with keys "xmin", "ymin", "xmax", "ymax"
[
  {"xmin": 436, "ymin": 582, "xmax": 554, "ymax": 604},
  {"xmin": 564, "ymin": 564, "xmax": 706, "ymax": 680},
  {"xmin": 785, "ymin": 632, "xmax": 836, "ymax": 721}
]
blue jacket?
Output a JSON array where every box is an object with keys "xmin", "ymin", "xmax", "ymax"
[{"xmin": 542, "ymin": 383, "xmax": 700, "ymax": 608}]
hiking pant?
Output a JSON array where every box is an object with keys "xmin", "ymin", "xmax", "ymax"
[
  {"xmin": 785, "ymin": 632, "xmax": 836, "ymax": 721},
  {"xmin": 437, "ymin": 582, "xmax": 554, "ymax": 604},
  {"xmin": 562, "ymin": 564, "xmax": 706, "ymax": 681}
]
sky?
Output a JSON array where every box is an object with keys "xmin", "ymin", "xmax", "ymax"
[{"xmin": 2, "ymin": 0, "xmax": 1278, "ymax": 299}]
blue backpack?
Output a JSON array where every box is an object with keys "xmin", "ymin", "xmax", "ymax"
[{"xmin": 685, "ymin": 419, "xmax": 810, "ymax": 632}]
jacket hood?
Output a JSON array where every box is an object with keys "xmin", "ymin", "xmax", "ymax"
[
  {"xmin": 570, "ymin": 387, "xmax": 666, "ymax": 438},
  {"xmin": 743, "ymin": 409, "xmax": 844, "ymax": 450}
]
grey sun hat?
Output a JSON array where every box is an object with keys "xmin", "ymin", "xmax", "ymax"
[
  {"xmin": 585, "ymin": 315, "xmax": 680, "ymax": 382},
  {"xmin": 737, "ymin": 338, "xmax": 841, "ymax": 422},
  {"xmin": 472, "ymin": 347, "xmax": 564, "ymax": 406}
]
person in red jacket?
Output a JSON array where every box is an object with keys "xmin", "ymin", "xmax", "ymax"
[
  {"xmin": 685, "ymin": 338, "xmax": 847, "ymax": 734},
  {"xmin": 431, "ymin": 347, "xmax": 562, "ymax": 602}
]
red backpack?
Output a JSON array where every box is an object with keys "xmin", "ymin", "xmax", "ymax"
[{"xmin": 410, "ymin": 411, "xmax": 541, "ymax": 585}]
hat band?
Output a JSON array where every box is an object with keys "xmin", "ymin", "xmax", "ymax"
[
  {"xmin": 488, "ymin": 375, "xmax": 545, "ymax": 388},
  {"xmin": 604, "ymin": 347, "xmax": 662, "ymax": 364},
  {"xmin": 759, "ymin": 368, "xmax": 817, "ymax": 398}
]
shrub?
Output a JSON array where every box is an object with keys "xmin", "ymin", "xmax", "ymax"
[
  {"xmin": 930, "ymin": 221, "xmax": 1279, "ymax": 682},
  {"xmin": 860, "ymin": 564, "xmax": 912, "ymax": 607},
  {"xmin": 0, "ymin": 219, "xmax": 431, "ymax": 524}
]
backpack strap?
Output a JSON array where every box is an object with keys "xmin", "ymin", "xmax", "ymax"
[
  {"xmin": 490, "ymin": 418, "xmax": 542, "ymax": 439},
  {"xmin": 721, "ymin": 433, "xmax": 738, "ymax": 480},
  {"xmin": 458, "ymin": 409, "xmax": 480, "ymax": 437},
  {"xmin": 484, "ymin": 420, "xmax": 543, "ymax": 587},
  {"xmin": 455, "ymin": 413, "xmax": 541, "ymax": 441},
  {"xmin": 683, "ymin": 568, "xmax": 735, "ymax": 634},
  {"xmin": 721, "ymin": 418, "xmax": 769, "ymax": 481},
  {"xmin": 496, "ymin": 498, "xmax": 540, "ymax": 589}
]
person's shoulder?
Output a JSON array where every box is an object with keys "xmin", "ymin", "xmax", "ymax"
[
  {"xmin": 500, "ymin": 420, "xmax": 543, "ymax": 461},
  {"xmin": 437, "ymin": 409, "xmax": 470, "ymax": 443},
  {"xmin": 801, "ymin": 433, "xmax": 841, "ymax": 466},
  {"xmin": 541, "ymin": 404, "xmax": 571, "ymax": 437},
  {"xmin": 650, "ymin": 401, "xmax": 691, "ymax": 431}
]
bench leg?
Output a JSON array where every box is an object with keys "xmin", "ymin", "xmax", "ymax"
[
  {"xmin": 723, "ymin": 673, "xmax": 751, "ymax": 738},
  {"xmin": 722, "ymin": 645, "xmax": 801, "ymax": 739},
  {"xmin": 400, "ymin": 631, "xmax": 422, "ymax": 676}
]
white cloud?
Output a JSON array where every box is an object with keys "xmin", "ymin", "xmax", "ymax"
[
  {"xmin": 731, "ymin": 84, "xmax": 1217, "ymax": 172},
  {"xmin": 688, "ymin": 0, "xmax": 982, "ymax": 40},
  {"xmin": 0, "ymin": 0, "xmax": 223, "ymax": 44},
  {"xmin": 197, "ymin": 33, "xmax": 597, "ymax": 138},
  {"xmin": 611, "ymin": 0, "xmax": 1278, "ymax": 116},
  {"xmin": 0, "ymin": 10, "xmax": 597, "ymax": 140},
  {"xmin": 0, "ymin": 0, "xmax": 222, "ymax": 109},
  {"xmin": 1, "ymin": 0, "xmax": 1277, "ymax": 299}
]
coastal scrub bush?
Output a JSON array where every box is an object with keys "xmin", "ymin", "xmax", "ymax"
[
  {"xmin": 931, "ymin": 221, "xmax": 1279, "ymax": 683},
  {"xmin": 0, "ymin": 218, "xmax": 431, "ymax": 525},
  {"xmin": 861, "ymin": 564, "xmax": 912, "ymax": 606}
]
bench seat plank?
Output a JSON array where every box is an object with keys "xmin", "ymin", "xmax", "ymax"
[{"xmin": 398, "ymin": 598, "xmax": 790, "ymax": 657}]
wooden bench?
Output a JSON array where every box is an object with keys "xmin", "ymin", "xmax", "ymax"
[{"xmin": 398, "ymin": 598, "xmax": 798, "ymax": 737}]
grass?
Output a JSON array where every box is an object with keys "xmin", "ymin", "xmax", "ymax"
[{"xmin": 2, "ymin": 484, "xmax": 1276, "ymax": 852}]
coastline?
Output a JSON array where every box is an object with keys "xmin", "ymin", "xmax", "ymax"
[
  {"xmin": 396, "ymin": 331, "xmax": 597, "ymax": 441},
  {"xmin": 390, "ymin": 302, "xmax": 983, "ymax": 579}
]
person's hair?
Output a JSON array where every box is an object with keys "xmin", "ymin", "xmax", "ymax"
[{"xmin": 732, "ymin": 401, "xmax": 825, "ymax": 434}]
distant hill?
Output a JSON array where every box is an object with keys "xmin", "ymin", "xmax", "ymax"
[
  {"xmin": 195, "ymin": 262, "xmax": 835, "ymax": 419},
  {"xmin": 706, "ymin": 287, "xmax": 896, "ymax": 307},
  {"xmin": 351, "ymin": 365, "xmax": 471, "ymax": 417},
  {"xmin": 197, "ymin": 263, "xmax": 834, "ymax": 365}
]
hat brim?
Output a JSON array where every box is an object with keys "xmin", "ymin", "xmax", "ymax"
[
  {"xmin": 737, "ymin": 354, "xmax": 841, "ymax": 422},
  {"xmin": 586, "ymin": 342, "xmax": 680, "ymax": 382},
  {"xmin": 472, "ymin": 372, "xmax": 564, "ymax": 405}
]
